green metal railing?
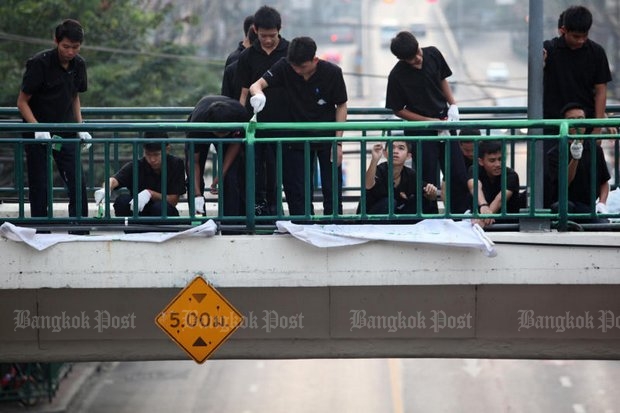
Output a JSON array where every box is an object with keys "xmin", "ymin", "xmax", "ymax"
[{"xmin": 0, "ymin": 107, "xmax": 619, "ymax": 232}]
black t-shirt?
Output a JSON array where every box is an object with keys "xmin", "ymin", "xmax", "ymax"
[
  {"xmin": 224, "ymin": 42, "xmax": 245, "ymax": 67},
  {"xmin": 468, "ymin": 165, "xmax": 520, "ymax": 212},
  {"xmin": 365, "ymin": 162, "xmax": 419, "ymax": 213},
  {"xmin": 543, "ymin": 36, "xmax": 612, "ymax": 119},
  {"xmin": 20, "ymin": 48, "xmax": 87, "ymax": 136},
  {"xmin": 235, "ymin": 37, "xmax": 290, "ymax": 122},
  {"xmin": 113, "ymin": 154, "xmax": 186, "ymax": 196},
  {"xmin": 385, "ymin": 46, "xmax": 452, "ymax": 119},
  {"xmin": 221, "ymin": 60, "xmax": 241, "ymax": 100},
  {"xmin": 547, "ymin": 141, "xmax": 610, "ymax": 205},
  {"xmin": 186, "ymin": 95, "xmax": 248, "ymax": 154},
  {"xmin": 263, "ymin": 57, "xmax": 348, "ymax": 133}
]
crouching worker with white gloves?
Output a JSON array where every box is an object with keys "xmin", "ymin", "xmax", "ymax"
[{"xmin": 94, "ymin": 132, "xmax": 186, "ymax": 217}]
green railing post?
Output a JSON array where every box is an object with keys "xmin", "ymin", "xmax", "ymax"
[
  {"xmin": 557, "ymin": 121, "xmax": 570, "ymax": 231},
  {"xmin": 245, "ymin": 119, "xmax": 257, "ymax": 231}
]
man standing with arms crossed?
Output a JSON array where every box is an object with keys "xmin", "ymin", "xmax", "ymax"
[{"xmin": 17, "ymin": 19, "xmax": 92, "ymax": 221}]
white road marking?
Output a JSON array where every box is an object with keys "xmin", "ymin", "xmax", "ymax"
[
  {"xmin": 559, "ymin": 376, "xmax": 573, "ymax": 387},
  {"xmin": 573, "ymin": 404, "xmax": 587, "ymax": 413}
]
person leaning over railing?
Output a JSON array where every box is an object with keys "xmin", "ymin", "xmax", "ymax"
[
  {"xmin": 185, "ymin": 95, "xmax": 249, "ymax": 217},
  {"xmin": 94, "ymin": 132, "xmax": 186, "ymax": 217},
  {"xmin": 249, "ymin": 36, "xmax": 347, "ymax": 216},
  {"xmin": 384, "ymin": 31, "xmax": 470, "ymax": 215},
  {"xmin": 467, "ymin": 140, "xmax": 521, "ymax": 228},
  {"xmin": 547, "ymin": 102, "xmax": 610, "ymax": 223}
]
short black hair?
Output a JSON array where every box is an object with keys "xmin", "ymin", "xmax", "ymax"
[
  {"xmin": 561, "ymin": 6, "xmax": 592, "ymax": 33},
  {"xmin": 560, "ymin": 102, "xmax": 586, "ymax": 118},
  {"xmin": 205, "ymin": 101, "xmax": 250, "ymax": 123},
  {"xmin": 458, "ymin": 128, "xmax": 481, "ymax": 137},
  {"xmin": 142, "ymin": 131, "xmax": 169, "ymax": 151},
  {"xmin": 478, "ymin": 140, "xmax": 501, "ymax": 158},
  {"xmin": 390, "ymin": 31, "xmax": 418, "ymax": 60},
  {"xmin": 287, "ymin": 37, "xmax": 316, "ymax": 66},
  {"xmin": 385, "ymin": 140, "xmax": 412, "ymax": 154},
  {"xmin": 254, "ymin": 6, "xmax": 281, "ymax": 31},
  {"xmin": 243, "ymin": 15, "xmax": 254, "ymax": 36},
  {"xmin": 55, "ymin": 19, "xmax": 84, "ymax": 43}
]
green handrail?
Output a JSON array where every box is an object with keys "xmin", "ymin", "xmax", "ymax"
[{"xmin": 0, "ymin": 113, "xmax": 619, "ymax": 232}]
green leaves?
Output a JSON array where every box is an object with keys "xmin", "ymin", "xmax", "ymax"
[{"xmin": 0, "ymin": 0, "xmax": 222, "ymax": 108}]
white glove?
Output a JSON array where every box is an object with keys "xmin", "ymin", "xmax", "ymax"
[
  {"xmin": 570, "ymin": 140, "xmax": 583, "ymax": 160},
  {"xmin": 94, "ymin": 188, "xmax": 105, "ymax": 205},
  {"xmin": 250, "ymin": 93, "xmax": 266, "ymax": 113},
  {"xmin": 438, "ymin": 130, "xmax": 450, "ymax": 137},
  {"xmin": 194, "ymin": 196, "xmax": 205, "ymax": 215},
  {"xmin": 596, "ymin": 202, "xmax": 608, "ymax": 214},
  {"xmin": 35, "ymin": 131, "xmax": 52, "ymax": 140},
  {"xmin": 78, "ymin": 131, "xmax": 92, "ymax": 150},
  {"xmin": 129, "ymin": 189, "xmax": 152, "ymax": 212},
  {"xmin": 447, "ymin": 104, "xmax": 459, "ymax": 121}
]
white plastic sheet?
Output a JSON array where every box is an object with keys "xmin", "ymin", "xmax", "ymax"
[
  {"xmin": 276, "ymin": 219, "xmax": 496, "ymax": 257},
  {"xmin": 0, "ymin": 220, "xmax": 218, "ymax": 251}
]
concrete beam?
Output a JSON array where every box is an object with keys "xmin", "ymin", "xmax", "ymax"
[{"xmin": 1, "ymin": 232, "xmax": 620, "ymax": 361}]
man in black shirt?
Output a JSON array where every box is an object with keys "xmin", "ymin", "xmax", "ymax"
[
  {"xmin": 467, "ymin": 140, "xmax": 521, "ymax": 228},
  {"xmin": 17, "ymin": 19, "xmax": 92, "ymax": 219},
  {"xmin": 94, "ymin": 132, "xmax": 186, "ymax": 217},
  {"xmin": 547, "ymin": 103, "xmax": 610, "ymax": 221},
  {"xmin": 236, "ymin": 6, "xmax": 290, "ymax": 216},
  {"xmin": 385, "ymin": 31, "xmax": 469, "ymax": 215},
  {"xmin": 249, "ymin": 36, "xmax": 347, "ymax": 216},
  {"xmin": 185, "ymin": 95, "xmax": 249, "ymax": 217}
]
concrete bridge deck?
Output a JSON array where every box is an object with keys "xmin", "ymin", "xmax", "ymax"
[{"xmin": 1, "ymin": 224, "xmax": 619, "ymax": 362}]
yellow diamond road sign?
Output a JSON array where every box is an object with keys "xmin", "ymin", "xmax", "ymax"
[{"xmin": 155, "ymin": 276, "xmax": 243, "ymax": 364}]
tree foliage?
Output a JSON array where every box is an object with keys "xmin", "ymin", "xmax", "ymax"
[{"xmin": 0, "ymin": 0, "xmax": 222, "ymax": 108}]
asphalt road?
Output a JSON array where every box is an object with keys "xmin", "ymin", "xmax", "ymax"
[{"xmin": 68, "ymin": 358, "xmax": 620, "ymax": 412}]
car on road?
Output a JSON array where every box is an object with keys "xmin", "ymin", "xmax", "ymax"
[{"xmin": 486, "ymin": 61, "xmax": 510, "ymax": 83}]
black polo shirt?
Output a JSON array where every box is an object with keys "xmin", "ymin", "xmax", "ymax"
[
  {"xmin": 113, "ymin": 154, "xmax": 186, "ymax": 197},
  {"xmin": 186, "ymin": 95, "xmax": 248, "ymax": 154},
  {"xmin": 262, "ymin": 58, "xmax": 347, "ymax": 133},
  {"xmin": 468, "ymin": 165, "xmax": 521, "ymax": 213},
  {"xmin": 385, "ymin": 46, "xmax": 452, "ymax": 119},
  {"xmin": 543, "ymin": 36, "xmax": 612, "ymax": 119},
  {"xmin": 235, "ymin": 37, "xmax": 290, "ymax": 122},
  {"xmin": 21, "ymin": 48, "xmax": 87, "ymax": 124},
  {"xmin": 547, "ymin": 141, "xmax": 610, "ymax": 205}
]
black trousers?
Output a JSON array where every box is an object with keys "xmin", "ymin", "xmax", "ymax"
[
  {"xmin": 113, "ymin": 194, "xmax": 179, "ymax": 217},
  {"xmin": 406, "ymin": 132, "xmax": 470, "ymax": 214},
  {"xmin": 189, "ymin": 147, "xmax": 245, "ymax": 216},
  {"xmin": 282, "ymin": 144, "xmax": 343, "ymax": 216},
  {"xmin": 25, "ymin": 141, "xmax": 88, "ymax": 217}
]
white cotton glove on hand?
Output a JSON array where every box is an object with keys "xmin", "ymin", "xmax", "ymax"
[
  {"xmin": 35, "ymin": 131, "xmax": 52, "ymax": 140},
  {"xmin": 194, "ymin": 196, "xmax": 206, "ymax": 215},
  {"xmin": 596, "ymin": 201, "xmax": 608, "ymax": 214},
  {"xmin": 570, "ymin": 140, "xmax": 583, "ymax": 160},
  {"xmin": 129, "ymin": 189, "xmax": 152, "ymax": 212},
  {"xmin": 78, "ymin": 131, "xmax": 92, "ymax": 150},
  {"xmin": 447, "ymin": 104, "xmax": 459, "ymax": 122},
  {"xmin": 94, "ymin": 188, "xmax": 105, "ymax": 205},
  {"xmin": 250, "ymin": 93, "xmax": 266, "ymax": 113}
]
